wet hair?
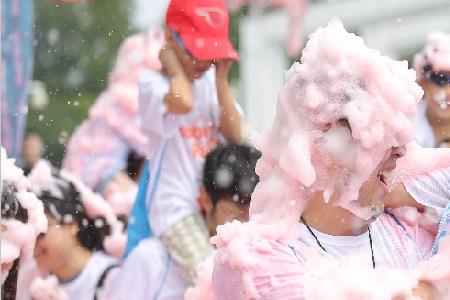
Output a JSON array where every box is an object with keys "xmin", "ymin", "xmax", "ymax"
[
  {"xmin": 36, "ymin": 169, "xmax": 110, "ymax": 251},
  {"xmin": 203, "ymin": 145, "xmax": 261, "ymax": 207},
  {"xmin": 1, "ymin": 182, "xmax": 19, "ymax": 219}
]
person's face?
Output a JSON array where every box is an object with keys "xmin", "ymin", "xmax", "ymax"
[
  {"xmin": 422, "ymin": 74, "xmax": 450, "ymax": 121},
  {"xmin": 22, "ymin": 133, "xmax": 44, "ymax": 166},
  {"xmin": 203, "ymin": 196, "xmax": 249, "ymax": 235},
  {"xmin": 34, "ymin": 215, "xmax": 78, "ymax": 273},
  {"xmin": 165, "ymin": 30, "xmax": 213, "ymax": 81},
  {"xmin": 353, "ymin": 146, "xmax": 406, "ymax": 219}
]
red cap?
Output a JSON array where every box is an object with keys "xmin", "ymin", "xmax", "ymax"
[{"xmin": 165, "ymin": 0, "xmax": 239, "ymax": 61}]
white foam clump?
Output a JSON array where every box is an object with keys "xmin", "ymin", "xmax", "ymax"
[
  {"xmin": 1, "ymin": 148, "xmax": 48, "ymax": 284},
  {"xmin": 185, "ymin": 255, "xmax": 215, "ymax": 300},
  {"xmin": 63, "ymin": 28, "xmax": 164, "ymax": 215},
  {"xmin": 30, "ymin": 275, "xmax": 69, "ymax": 300},
  {"xmin": 413, "ymin": 31, "xmax": 450, "ymax": 78},
  {"xmin": 27, "ymin": 160, "xmax": 126, "ymax": 258}
]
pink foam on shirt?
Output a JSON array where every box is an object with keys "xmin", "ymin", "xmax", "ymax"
[
  {"xmin": 30, "ymin": 275, "xmax": 69, "ymax": 300},
  {"xmin": 417, "ymin": 235, "xmax": 450, "ymax": 296}
]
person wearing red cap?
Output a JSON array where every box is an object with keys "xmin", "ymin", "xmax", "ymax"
[{"xmin": 134, "ymin": 0, "xmax": 242, "ymax": 284}]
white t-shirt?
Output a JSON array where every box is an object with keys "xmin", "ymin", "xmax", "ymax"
[
  {"xmin": 139, "ymin": 67, "xmax": 224, "ymax": 236},
  {"xmin": 414, "ymin": 101, "xmax": 435, "ymax": 148},
  {"xmin": 108, "ymin": 237, "xmax": 189, "ymax": 300},
  {"xmin": 61, "ymin": 251, "xmax": 118, "ymax": 300},
  {"xmin": 298, "ymin": 212, "xmax": 427, "ymax": 270}
]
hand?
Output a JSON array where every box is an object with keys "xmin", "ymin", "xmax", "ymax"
[
  {"xmin": 214, "ymin": 59, "xmax": 232, "ymax": 84},
  {"xmin": 159, "ymin": 46, "xmax": 184, "ymax": 77}
]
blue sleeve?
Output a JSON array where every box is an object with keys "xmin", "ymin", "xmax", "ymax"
[{"xmin": 124, "ymin": 160, "xmax": 152, "ymax": 257}]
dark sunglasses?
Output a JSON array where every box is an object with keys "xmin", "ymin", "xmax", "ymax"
[
  {"xmin": 423, "ymin": 65, "xmax": 450, "ymax": 87},
  {"xmin": 171, "ymin": 31, "xmax": 195, "ymax": 59}
]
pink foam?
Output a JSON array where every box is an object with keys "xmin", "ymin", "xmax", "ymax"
[
  {"xmin": 387, "ymin": 142, "xmax": 450, "ymax": 189},
  {"xmin": 30, "ymin": 275, "xmax": 69, "ymax": 300},
  {"xmin": 185, "ymin": 256, "xmax": 215, "ymax": 300},
  {"xmin": 27, "ymin": 161, "xmax": 126, "ymax": 258},
  {"xmin": 413, "ymin": 31, "xmax": 450, "ymax": 78},
  {"xmin": 248, "ymin": 19, "xmax": 422, "ymax": 233},
  {"xmin": 1, "ymin": 148, "xmax": 48, "ymax": 283},
  {"xmin": 417, "ymin": 236, "xmax": 450, "ymax": 296}
]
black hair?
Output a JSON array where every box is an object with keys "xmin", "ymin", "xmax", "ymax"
[
  {"xmin": 203, "ymin": 144, "xmax": 261, "ymax": 207},
  {"xmin": 126, "ymin": 151, "xmax": 145, "ymax": 181},
  {"xmin": 37, "ymin": 168, "xmax": 110, "ymax": 252},
  {"xmin": 1, "ymin": 182, "xmax": 19, "ymax": 219}
]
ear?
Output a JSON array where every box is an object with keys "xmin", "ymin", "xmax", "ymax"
[{"xmin": 198, "ymin": 188, "xmax": 214, "ymax": 214}]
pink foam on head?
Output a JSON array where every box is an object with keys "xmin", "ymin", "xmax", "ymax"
[
  {"xmin": 249, "ymin": 19, "xmax": 422, "ymax": 235},
  {"xmin": 413, "ymin": 31, "xmax": 450, "ymax": 78},
  {"xmin": 27, "ymin": 161, "xmax": 126, "ymax": 258},
  {"xmin": 1, "ymin": 148, "xmax": 48, "ymax": 284}
]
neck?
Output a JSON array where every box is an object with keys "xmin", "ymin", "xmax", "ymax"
[
  {"xmin": 301, "ymin": 192, "xmax": 370, "ymax": 236},
  {"xmin": 53, "ymin": 246, "xmax": 92, "ymax": 282}
]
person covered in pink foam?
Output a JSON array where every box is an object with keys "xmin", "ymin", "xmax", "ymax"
[
  {"xmin": 1, "ymin": 147, "xmax": 47, "ymax": 299},
  {"xmin": 19, "ymin": 161, "xmax": 125, "ymax": 300},
  {"xmin": 210, "ymin": 20, "xmax": 450, "ymax": 299},
  {"xmin": 413, "ymin": 31, "xmax": 450, "ymax": 148}
]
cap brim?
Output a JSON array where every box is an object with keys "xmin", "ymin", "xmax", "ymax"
[{"xmin": 181, "ymin": 34, "xmax": 239, "ymax": 61}]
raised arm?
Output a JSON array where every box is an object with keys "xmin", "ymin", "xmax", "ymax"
[
  {"xmin": 160, "ymin": 47, "xmax": 194, "ymax": 114},
  {"xmin": 214, "ymin": 60, "xmax": 242, "ymax": 144}
]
